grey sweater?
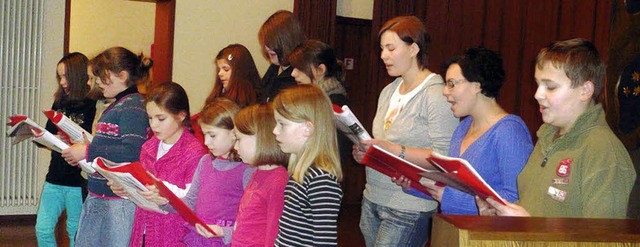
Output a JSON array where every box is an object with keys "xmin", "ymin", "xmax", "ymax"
[{"xmin": 364, "ymin": 74, "xmax": 458, "ymax": 212}]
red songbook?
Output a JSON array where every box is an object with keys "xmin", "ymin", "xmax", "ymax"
[
  {"xmin": 94, "ymin": 158, "xmax": 154, "ymax": 185},
  {"xmin": 426, "ymin": 152, "xmax": 507, "ymax": 205},
  {"xmin": 361, "ymin": 145, "xmax": 440, "ymax": 196},
  {"xmin": 153, "ymin": 179, "xmax": 216, "ymax": 235},
  {"xmin": 42, "ymin": 110, "xmax": 93, "ymax": 144}
]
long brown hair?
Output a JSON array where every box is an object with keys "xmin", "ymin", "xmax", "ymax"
[
  {"xmin": 90, "ymin": 47, "xmax": 153, "ymax": 87},
  {"xmin": 258, "ymin": 10, "xmax": 306, "ymax": 66},
  {"xmin": 205, "ymin": 44, "xmax": 258, "ymax": 107},
  {"xmin": 54, "ymin": 52, "xmax": 90, "ymax": 103},
  {"xmin": 145, "ymin": 81, "xmax": 192, "ymax": 132},
  {"xmin": 288, "ymin": 40, "xmax": 345, "ymax": 83}
]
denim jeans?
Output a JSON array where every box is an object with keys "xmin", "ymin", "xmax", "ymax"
[
  {"xmin": 75, "ymin": 194, "xmax": 136, "ymax": 246},
  {"xmin": 359, "ymin": 197, "xmax": 433, "ymax": 247},
  {"xmin": 36, "ymin": 182, "xmax": 83, "ymax": 247}
]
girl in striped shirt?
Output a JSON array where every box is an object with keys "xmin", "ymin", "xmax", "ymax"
[{"xmin": 272, "ymin": 84, "xmax": 344, "ymax": 246}]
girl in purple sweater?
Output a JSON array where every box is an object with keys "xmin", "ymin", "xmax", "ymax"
[{"xmin": 230, "ymin": 103, "xmax": 289, "ymax": 246}]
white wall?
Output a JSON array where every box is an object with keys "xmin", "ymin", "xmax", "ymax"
[
  {"xmin": 69, "ymin": 0, "xmax": 155, "ymax": 58},
  {"xmin": 337, "ymin": 0, "xmax": 374, "ymax": 19},
  {"xmin": 173, "ymin": 0, "xmax": 293, "ymax": 112},
  {"xmin": 67, "ymin": 0, "xmax": 376, "ymax": 112}
]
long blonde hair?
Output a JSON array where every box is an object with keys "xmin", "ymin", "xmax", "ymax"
[{"xmin": 272, "ymin": 84, "xmax": 342, "ymax": 183}]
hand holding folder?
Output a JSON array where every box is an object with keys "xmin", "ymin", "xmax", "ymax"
[
  {"xmin": 93, "ymin": 157, "xmax": 216, "ymax": 235},
  {"xmin": 361, "ymin": 145, "xmax": 507, "ymax": 205}
]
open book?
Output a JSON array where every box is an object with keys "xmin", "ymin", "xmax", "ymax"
[
  {"xmin": 425, "ymin": 152, "xmax": 507, "ymax": 205},
  {"xmin": 93, "ymin": 157, "xmax": 166, "ymax": 213},
  {"xmin": 332, "ymin": 104, "xmax": 371, "ymax": 144},
  {"xmin": 43, "ymin": 110, "xmax": 93, "ymax": 143},
  {"xmin": 92, "ymin": 157, "xmax": 215, "ymax": 235},
  {"xmin": 361, "ymin": 145, "xmax": 436, "ymax": 196},
  {"xmin": 7, "ymin": 115, "xmax": 95, "ymax": 173}
]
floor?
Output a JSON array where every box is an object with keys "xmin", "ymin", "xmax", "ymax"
[{"xmin": 0, "ymin": 204, "xmax": 365, "ymax": 247}]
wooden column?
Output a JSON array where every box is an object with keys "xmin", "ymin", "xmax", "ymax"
[{"xmin": 151, "ymin": 0, "xmax": 176, "ymax": 85}]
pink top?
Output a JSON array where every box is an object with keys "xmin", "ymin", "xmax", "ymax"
[
  {"xmin": 129, "ymin": 129, "xmax": 207, "ymax": 247},
  {"xmin": 231, "ymin": 166, "xmax": 289, "ymax": 246}
]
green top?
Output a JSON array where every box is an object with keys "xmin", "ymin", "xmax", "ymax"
[{"xmin": 518, "ymin": 104, "xmax": 636, "ymax": 218}]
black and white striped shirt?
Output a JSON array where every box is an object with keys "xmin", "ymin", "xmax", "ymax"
[{"xmin": 275, "ymin": 167, "xmax": 343, "ymax": 246}]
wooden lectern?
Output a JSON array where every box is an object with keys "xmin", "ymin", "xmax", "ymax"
[{"xmin": 432, "ymin": 214, "xmax": 640, "ymax": 246}]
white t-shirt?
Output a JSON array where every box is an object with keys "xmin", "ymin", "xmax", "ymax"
[{"xmin": 384, "ymin": 73, "xmax": 436, "ymax": 133}]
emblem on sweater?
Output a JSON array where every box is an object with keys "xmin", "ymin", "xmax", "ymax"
[
  {"xmin": 547, "ymin": 186, "xmax": 567, "ymax": 202},
  {"xmin": 552, "ymin": 178, "xmax": 569, "ymax": 185},
  {"xmin": 556, "ymin": 158, "xmax": 572, "ymax": 177}
]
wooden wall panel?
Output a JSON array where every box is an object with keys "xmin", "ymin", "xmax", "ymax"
[
  {"xmin": 152, "ymin": 0, "xmax": 175, "ymax": 86},
  {"xmin": 294, "ymin": 0, "xmax": 336, "ymax": 45},
  {"xmin": 495, "ymin": 0, "xmax": 524, "ymax": 115},
  {"xmin": 334, "ymin": 17, "xmax": 373, "ymax": 204}
]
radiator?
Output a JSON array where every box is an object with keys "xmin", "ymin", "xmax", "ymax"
[{"xmin": 0, "ymin": 0, "xmax": 45, "ymax": 212}]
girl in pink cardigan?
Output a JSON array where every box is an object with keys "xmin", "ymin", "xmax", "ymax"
[{"xmin": 129, "ymin": 82, "xmax": 207, "ymax": 246}]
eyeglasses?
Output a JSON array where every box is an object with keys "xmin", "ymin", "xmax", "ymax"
[{"xmin": 444, "ymin": 78, "xmax": 469, "ymax": 89}]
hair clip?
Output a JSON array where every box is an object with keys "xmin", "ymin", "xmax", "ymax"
[{"xmin": 227, "ymin": 54, "xmax": 233, "ymax": 61}]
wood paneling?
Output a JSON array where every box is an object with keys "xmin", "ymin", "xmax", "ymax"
[
  {"xmin": 294, "ymin": 0, "xmax": 336, "ymax": 45},
  {"xmin": 432, "ymin": 214, "xmax": 640, "ymax": 246},
  {"xmin": 151, "ymin": 0, "xmax": 175, "ymax": 85},
  {"xmin": 334, "ymin": 16, "xmax": 372, "ymax": 205}
]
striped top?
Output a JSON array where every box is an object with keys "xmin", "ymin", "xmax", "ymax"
[{"xmin": 275, "ymin": 167, "xmax": 343, "ymax": 246}]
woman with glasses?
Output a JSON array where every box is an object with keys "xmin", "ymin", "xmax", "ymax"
[
  {"xmin": 351, "ymin": 16, "xmax": 457, "ymax": 246},
  {"xmin": 396, "ymin": 47, "xmax": 534, "ymax": 215}
]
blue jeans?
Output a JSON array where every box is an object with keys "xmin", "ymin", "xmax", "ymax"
[
  {"xmin": 359, "ymin": 197, "xmax": 433, "ymax": 247},
  {"xmin": 36, "ymin": 182, "xmax": 83, "ymax": 247},
  {"xmin": 75, "ymin": 194, "xmax": 136, "ymax": 246}
]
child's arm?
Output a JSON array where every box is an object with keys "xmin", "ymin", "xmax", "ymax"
[
  {"xmin": 308, "ymin": 174, "xmax": 342, "ymax": 246},
  {"xmin": 160, "ymin": 181, "xmax": 192, "ymax": 198},
  {"xmin": 173, "ymin": 163, "xmax": 201, "ymax": 210},
  {"xmin": 151, "ymin": 162, "xmax": 203, "ymax": 213}
]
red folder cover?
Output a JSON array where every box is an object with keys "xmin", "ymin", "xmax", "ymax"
[
  {"xmin": 94, "ymin": 159, "xmax": 154, "ymax": 185},
  {"xmin": 361, "ymin": 145, "xmax": 439, "ymax": 196},
  {"xmin": 153, "ymin": 179, "xmax": 216, "ymax": 235},
  {"xmin": 426, "ymin": 152, "xmax": 507, "ymax": 205}
]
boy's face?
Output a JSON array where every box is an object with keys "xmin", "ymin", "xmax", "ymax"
[{"xmin": 534, "ymin": 62, "xmax": 587, "ymax": 134}]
